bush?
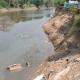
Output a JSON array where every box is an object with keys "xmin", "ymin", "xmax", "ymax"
[
  {"xmin": 74, "ymin": 17, "xmax": 80, "ymax": 31},
  {"xmin": 53, "ymin": 0, "xmax": 66, "ymax": 7},
  {"xmin": 0, "ymin": 0, "xmax": 8, "ymax": 8},
  {"xmin": 31, "ymin": 0, "xmax": 43, "ymax": 8},
  {"xmin": 70, "ymin": 16, "xmax": 80, "ymax": 33},
  {"xmin": 0, "ymin": 5, "xmax": 3, "ymax": 9},
  {"xmin": 70, "ymin": 5, "xmax": 78, "ymax": 14}
]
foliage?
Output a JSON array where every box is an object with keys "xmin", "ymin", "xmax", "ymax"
[
  {"xmin": 70, "ymin": 5, "xmax": 78, "ymax": 14},
  {"xmin": 74, "ymin": 16, "xmax": 80, "ymax": 32},
  {"xmin": 31, "ymin": 0, "xmax": 43, "ymax": 8},
  {"xmin": 70, "ymin": 15, "xmax": 80, "ymax": 33},
  {"xmin": 53, "ymin": 0, "xmax": 66, "ymax": 7},
  {"xmin": 43, "ymin": 0, "xmax": 53, "ymax": 8},
  {"xmin": 0, "ymin": 0, "xmax": 8, "ymax": 7},
  {"xmin": 0, "ymin": 0, "xmax": 62, "ymax": 8}
]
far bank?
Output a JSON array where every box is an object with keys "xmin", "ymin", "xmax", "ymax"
[{"xmin": 0, "ymin": 7, "xmax": 54, "ymax": 13}]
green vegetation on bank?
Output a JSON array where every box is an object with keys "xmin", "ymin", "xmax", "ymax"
[
  {"xmin": 53, "ymin": 0, "xmax": 66, "ymax": 7},
  {"xmin": 70, "ymin": 15, "xmax": 80, "ymax": 33},
  {"xmin": 0, "ymin": 0, "xmax": 54, "ymax": 9},
  {"xmin": 0, "ymin": 0, "xmax": 67, "ymax": 9}
]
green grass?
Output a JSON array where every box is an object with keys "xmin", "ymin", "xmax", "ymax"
[{"xmin": 70, "ymin": 15, "xmax": 80, "ymax": 34}]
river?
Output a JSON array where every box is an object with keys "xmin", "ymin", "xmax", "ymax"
[{"xmin": 0, "ymin": 9, "xmax": 54, "ymax": 80}]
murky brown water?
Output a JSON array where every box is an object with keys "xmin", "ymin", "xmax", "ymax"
[{"xmin": 0, "ymin": 9, "xmax": 54, "ymax": 80}]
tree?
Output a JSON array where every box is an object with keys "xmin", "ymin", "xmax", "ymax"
[
  {"xmin": 53, "ymin": 0, "xmax": 66, "ymax": 7},
  {"xmin": 31, "ymin": 0, "xmax": 43, "ymax": 9},
  {"xmin": 0, "ymin": 0, "xmax": 8, "ymax": 8},
  {"xmin": 0, "ymin": 0, "xmax": 54, "ymax": 8},
  {"xmin": 42, "ymin": 0, "xmax": 54, "ymax": 8}
]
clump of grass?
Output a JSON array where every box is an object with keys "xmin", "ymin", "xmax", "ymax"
[
  {"xmin": 70, "ymin": 15, "xmax": 80, "ymax": 34},
  {"xmin": 53, "ymin": 0, "xmax": 66, "ymax": 7},
  {"xmin": 73, "ymin": 16, "xmax": 80, "ymax": 31}
]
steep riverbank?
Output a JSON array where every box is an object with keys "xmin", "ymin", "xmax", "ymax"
[{"xmin": 35, "ymin": 11, "xmax": 80, "ymax": 80}]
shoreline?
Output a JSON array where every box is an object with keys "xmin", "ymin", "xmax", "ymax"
[
  {"xmin": 0, "ymin": 7, "xmax": 37, "ymax": 13},
  {"xmin": 35, "ymin": 10, "xmax": 80, "ymax": 80},
  {"xmin": 0, "ymin": 7, "xmax": 53, "ymax": 13}
]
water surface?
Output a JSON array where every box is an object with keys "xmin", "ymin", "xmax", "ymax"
[{"xmin": 0, "ymin": 9, "xmax": 54, "ymax": 80}]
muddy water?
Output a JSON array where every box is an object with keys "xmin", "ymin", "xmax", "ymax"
[{"xmin": 0, "ymin": 9, "xmax": 54, "ymax": 80}]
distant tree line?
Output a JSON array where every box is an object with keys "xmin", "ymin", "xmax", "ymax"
[
  {"xmin": 0, "ymin": 0, "xmax": 54, "ymax": 9},
  {"xmin": 0, "ymin": 0, "xmax": 66, "ymax": 9}
]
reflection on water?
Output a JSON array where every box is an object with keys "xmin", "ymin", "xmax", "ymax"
[
  {"xmin": 0, "ymin": 9, "xmax": 54, "ymax": 80},
  {"xmin": 0, "ymin": 9, "xmax": 53, "ymax": 32}
]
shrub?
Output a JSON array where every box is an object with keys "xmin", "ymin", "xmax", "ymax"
[
  {"xmin": 0, "ymin": 0, "xmax": 8, "ymax": 8},
  {"xmin": 70, "ymin": 5, "xmax": 78, "ymax": 14},
  {"xmin": 70, "ymin": 15, "xmax": 80, "ymax": 33},
  {"xmin": 53, "ymin": 0, "xmax": 66, "ymax": 7},
  {"xmin": 31, "ymin": 0, "xmax": 43, "ymax": 8},
  {"xmin": 74, "ymin": 17, "xmax": 80, "ymax": 31}
]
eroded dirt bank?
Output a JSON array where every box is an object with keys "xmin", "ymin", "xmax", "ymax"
[{"xmin": 36, "ymin": 11, "xmax": 80, "ymax": 80}]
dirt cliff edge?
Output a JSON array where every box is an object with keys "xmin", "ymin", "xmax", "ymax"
[{"xmin": 38, "ymin": 12, "xmax": 80, "ymax": 80}]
